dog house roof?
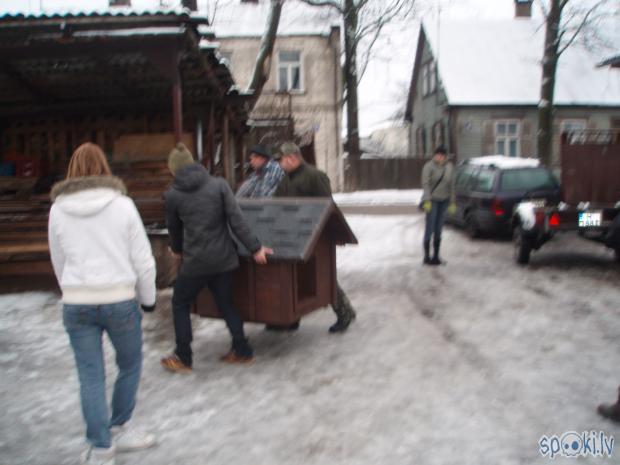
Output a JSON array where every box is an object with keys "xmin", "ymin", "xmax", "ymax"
[{"xmin": 234, "ymin": 198, "xmax": 357, "ymax": 261}]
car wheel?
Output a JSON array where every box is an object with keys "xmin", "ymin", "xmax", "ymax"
[
  {"xmin": 513, "ymin": 225, "xmax": 532, "ymax": 265},
  {"xmin": 465, "ymin": 213, "xmax": 480, "ymax": 239}
]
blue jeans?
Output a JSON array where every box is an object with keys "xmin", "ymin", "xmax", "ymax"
[
  {"xmin": 63, "ymin": 300, "xmax": 143, "ymax": 448},
  {"xmin": 424, "ymin": 199, "xmax": 449, "ymax": 243}
]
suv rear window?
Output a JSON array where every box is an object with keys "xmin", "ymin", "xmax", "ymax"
[{"xmin": 500, "ymin": 168, "xmax": 558, "ymax": 191}]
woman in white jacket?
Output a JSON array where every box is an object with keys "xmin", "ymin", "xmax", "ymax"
[{"xmin": 48, "ymin": 143, "xmax": 157, "ymax": 465}]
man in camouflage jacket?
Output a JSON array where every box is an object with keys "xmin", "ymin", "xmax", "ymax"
[{"xmin": 274, "ymin": 142, "xmax": 356, "ymax": 333}]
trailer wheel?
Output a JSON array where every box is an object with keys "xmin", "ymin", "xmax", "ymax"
[
  {"xmin": 465, "ymin": 213, "xmax": 480, "ymax": 239},
  {"xmin": 513, "ymin": 225, "xmax": 532, "ymax": 265}
]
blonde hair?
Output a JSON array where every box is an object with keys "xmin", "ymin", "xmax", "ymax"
[{"xmin": 66, "ymin": 143, "xmax": 112, "ymax": 179}]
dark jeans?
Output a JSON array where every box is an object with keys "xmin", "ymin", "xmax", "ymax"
[
  {"xmin": 424, "ymin": 199, "xmax": 449, "ymax": 243},
  {"xmin": 172, "ymin": 271, "xmax": 245, "ymax": 366}
]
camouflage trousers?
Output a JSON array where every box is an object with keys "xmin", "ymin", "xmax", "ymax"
[{"xmin": 332, "ymin": 283, "xmax": 356, "ymax": 322}]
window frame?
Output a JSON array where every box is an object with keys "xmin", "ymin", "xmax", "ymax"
[
  {"xmin": 432, "ymin": 120, "xmax": 444, "ymax": 147},
  {"xmin": 420, "ymin": 60, "xmax": 436, "ymax": 98},
  {"xmin": 416, "ymin": 126, "xmax": 427, "ymax": 158},
  {"xmin": 560, "ymin": 118, "xmax": 587, "ymax": 143},
  {"xmin": 277, "ymin": 50, "xmax": 303, "ymax": 93},
  {"xmin": 494, "ymin": 120, "xmax": 521, "ymax": 158}
]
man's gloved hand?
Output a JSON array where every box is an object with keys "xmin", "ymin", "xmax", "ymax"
[
  {"xmin": 423, "ymin": 200, "xmax": 432, "ymax": 213},
  {"xmin": 141, "ymin": 304, "xmax": 156, "ymax": 313},
  {"xmin": 448, "ymin": 203, "xmax": 457, "ymax": 216}
]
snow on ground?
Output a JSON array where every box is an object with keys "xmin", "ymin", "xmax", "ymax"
[
  {"xmin": 1, "ymin": 209, "xmax": 619, "ymax": 465},
  {"xmin": 333, "ymin": 189, "xmax": 423, "ymax": 206}
]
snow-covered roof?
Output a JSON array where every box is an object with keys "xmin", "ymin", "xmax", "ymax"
[
  {"xmin": 422, "ymin": 19, "xmax": 620, "ymax": 107},
  {"xmin": 0, "ymin": 6, "xmax": 198, "ymax": 20},
  {"xmin": 210, "ymin": 0, "xmax": 340, "ymax": 38},
  {"xmin": 465, "ymin": 155, "xmax": 540, "ymax": 169}
]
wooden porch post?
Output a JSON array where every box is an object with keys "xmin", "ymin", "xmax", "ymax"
[
  {"xmin": 206, "ymin": 104, "xmax": 215, "ymax": 170},
  {"xmin": 144, "ymin": 47, "xmax": 182, "ymax": 144},
  {"xmin": 237, "ymin": 132, "xmax": 246, "ymax": 182},
  {"xmin": 172, "ymin": 68, "xmax": 183, "ymax": 143},
  {"xmin": 222, "ymin": 108, "xmax": 230, "ymax": 184}
]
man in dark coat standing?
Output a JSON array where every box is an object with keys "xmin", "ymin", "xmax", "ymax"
[
  {"xmin": 274, "ymin": 142, "xmax": 356, "ymax": 333},
  {"xmin": 161, "ymin": 143, "xmax": 272, "ymax": 373}
]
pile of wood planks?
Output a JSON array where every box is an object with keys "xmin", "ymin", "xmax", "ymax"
[
  {"xmin": 0, "ymin": 160, "xmax": 174, "ymax": 286},
  {"xmin": 0, "ymin": 199, "xmax": 52, "ymax": 278}
]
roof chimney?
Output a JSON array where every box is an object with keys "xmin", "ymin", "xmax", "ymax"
[
  {"xmin": 182, "ymin": 0, "xmax": 198, "ymax": 11},
  {"xmin": 109, "ymin": 0, "xmax": 131, "ymax": 6},
  {"xmin": 515, "ymin": 0, "xmax": 533, "ymax": 18}
]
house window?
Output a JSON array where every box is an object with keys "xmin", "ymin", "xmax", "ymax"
[
  {"xmin": 560, "ymin": 119, "xmax": 587, "ymax": 143},
  {"xmin": 416, "ymin": 126, "xmax": 427, "ymax": 157},
  {"xmin": 421, "ymin": 61, "xmax": 436, "ymax": 97},
  {"xmin": 432, "ymin": 121, "xmax": 444, "ymax": 147},
  {"xmin": 277, "ymin": 51, "xmax": 302, "ymax": 92},
  {"xmin": 495, "ymin": 120, "xmax": 520, "ymax": 157}
]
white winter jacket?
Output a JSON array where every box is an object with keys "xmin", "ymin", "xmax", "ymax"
[{"xmin": 48, "ymin": 176, "xmax": 156, "ymax": 306}]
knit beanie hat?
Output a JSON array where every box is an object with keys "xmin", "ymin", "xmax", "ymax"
[{"xmin": 168, "ymin": 143, "xmax": 195, "ymax": 175}]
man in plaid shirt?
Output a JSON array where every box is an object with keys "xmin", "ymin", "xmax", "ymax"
[{"xmin": 236, "ymin": 145, "xmax": 284, "ymax": 198}]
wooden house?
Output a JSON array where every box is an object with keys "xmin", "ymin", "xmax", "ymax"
[
  {"xmin": 0, "ymin": 7, "xmax": 251, "ymax": 285},
  {"xmin": 195, "ymin": 198, "xmax": 357, "ymax": 325}
]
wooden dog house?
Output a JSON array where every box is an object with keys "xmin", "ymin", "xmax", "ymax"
[{"xmin": 194, "ymin": 198, "xmax": 357, "ymax": 325}]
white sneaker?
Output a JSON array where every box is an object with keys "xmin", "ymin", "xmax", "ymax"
[
  {"xmin": 80, "ymin": 446, "xmax": 116, "ymax": 465},
  {"xmin": 111, "ymin": 425, "xmax": 156, "ymax": 452}
]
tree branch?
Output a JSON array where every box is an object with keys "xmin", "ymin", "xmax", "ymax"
[
  {"xmin": 297, "ymin": 0, "xmax": 344, "ymax": 13},
  {"xmin": 557, "ymin": 2, "xmax": 602, "ymax": 56},
  {"xmin": 357, "ymin": 22, "xmax": 384, "ymax": 82}
]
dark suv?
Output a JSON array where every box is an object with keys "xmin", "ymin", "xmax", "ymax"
[{"xmin": 449, "ymin": 156, "xmax": 561, "ymax": 237}]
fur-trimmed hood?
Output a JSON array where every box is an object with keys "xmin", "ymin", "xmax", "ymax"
[{"xmin": 51, "ymin": 176, "xmax": 128, "ymax": 218}]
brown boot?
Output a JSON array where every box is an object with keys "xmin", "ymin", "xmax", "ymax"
[
  {"xmin": 160, "ymin": 354, "xmax": 192, "ymax": 374},
  {"xmin": 220, "ymin": 350, "xmax": 255, "ymax": 365},
  {"xmin": 597, "ymin": 386, "xmax": 620, "ymax": 423}
]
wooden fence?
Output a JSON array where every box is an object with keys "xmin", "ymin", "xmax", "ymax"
[
  {"xmin": 561, "ymin": 131, "xmax": 620, "ymax": 205},
  {"xmin": 351, "ymin": 158, "xmax": 426, "ymax": 191}
]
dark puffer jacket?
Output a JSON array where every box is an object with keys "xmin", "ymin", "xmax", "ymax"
[{"xmin": 164, "ymin": 163, "xmax": 261, "ymax": 276}]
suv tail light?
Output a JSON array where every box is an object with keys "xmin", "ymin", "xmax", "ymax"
[
  {"xmin": 491, "ymin": 198, "xmax": 505, "ymax": 217},
  {"xmin": 549, "ymin": 212, "xmax": 561, "ymax": 228}
]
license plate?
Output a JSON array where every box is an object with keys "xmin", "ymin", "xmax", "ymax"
[{"xmin": 578, "ymin": 211, "xmax": 602, "ymax": 227}]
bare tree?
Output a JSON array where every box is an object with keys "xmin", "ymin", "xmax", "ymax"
[
  {"xmin": 298, "ymin": 0, "xmax": 415, "ymax": 191},
  {"xmin": 536, "ymin": 0, "xmax": 614, "ymax": 167},
  {"xmin": 247, "ymin": 0, "xmax": 284, "ymax": 107}
]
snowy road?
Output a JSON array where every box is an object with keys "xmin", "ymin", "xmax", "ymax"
[{"xmin": 1, "ymin": 211, "xmax": 619, "ymax": 465}]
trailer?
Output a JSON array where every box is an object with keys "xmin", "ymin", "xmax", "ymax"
[{"xmin": 512, "ymin": 131, "xmax": 620, "ymax": 264}]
